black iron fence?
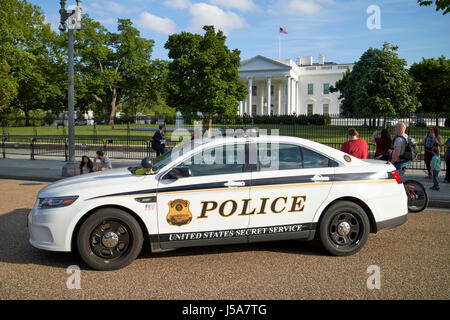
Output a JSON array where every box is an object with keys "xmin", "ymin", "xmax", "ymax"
[{"xmin": 1, "ymin": 114, "xmax": 449, "ymax": 171}]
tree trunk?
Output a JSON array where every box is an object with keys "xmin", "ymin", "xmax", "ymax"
[
  {"xmin": 24, "ymin": 109, "xmax": 30, "ymax": 127},
  {"xmin": 108, "ymin": 88, "xmax": 117, "ymax": 126},
  {"xmin": 203, "ymin": 117, "xmax": 213, "ymax": 138}
]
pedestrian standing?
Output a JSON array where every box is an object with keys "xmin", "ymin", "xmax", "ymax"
[
  {"xmin": 370, "ymin": 128, "xmax": 392, "ymax": 161},
  {"xmin": 341, "ymin": 128, "xmax": 368, "ymax": 159},
  {"xmin": 444, "ymin": 137, "xmax": 450, "ymax": 183},
  {"xmin": 152, "ymin": 125, "xmax": 166, "ymax": 157},
  {"xmin": 430, "ymin": 147, "xmax": 441, "ymax": 191},
  {"xmin": 418, "ymin": 127, "xmax": 443, "ymax": 178}
]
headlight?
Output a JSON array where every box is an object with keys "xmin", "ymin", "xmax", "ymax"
[{"xmin": 38, "ymin": 196, "xmax": 79, "ymax": 209}]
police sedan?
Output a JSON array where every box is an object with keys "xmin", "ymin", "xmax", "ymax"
[{"xmin": 28, "ymin": 134, "xmax": 408, "ymax": 270}]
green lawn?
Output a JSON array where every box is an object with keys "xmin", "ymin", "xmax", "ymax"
[{"xmin": 3, "ymin": 123, "xmax": 449, "ymax": 149}]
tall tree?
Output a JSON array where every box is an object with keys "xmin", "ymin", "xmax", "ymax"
[
  {"xmin": 0, "ymin": 0, "xmax": 65, "ymax": 123},
  {"xmin": 164, "ymin": 25, "xmax": 247, "ymax": 129},
  {"xmin": 330, "ymin": 43, "xmax": 420, "ymax": 116},
  {"xmin": 74, "ymin": 16, "xmax": 156, "ymax": 124},
  {"xmin": 410, "ymin": 56, "xmax": 450, "ymax": 113},
  {"xmin": 0, "ymin": 60, "xmax": 18, "ymax": 111},
  {"xmin": 417, "ymin": 0, "xmax": 450, "ymax": 15}
]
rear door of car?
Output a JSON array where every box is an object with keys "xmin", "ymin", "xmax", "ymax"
[{"xmin": 247, "ymin": 140, "xmax": 336, "ymax": 242}]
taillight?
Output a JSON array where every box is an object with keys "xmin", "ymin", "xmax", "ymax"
[{"xmin": 391, "ymin": 170, "xmax": 402, "ymax": 184}]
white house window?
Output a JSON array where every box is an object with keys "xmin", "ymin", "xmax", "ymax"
[
  {"xmin": 252, "ymin": 105, "xmax": 257, "ymax": 116},
  {"xmin": 307, "ymin": 84, "xmax": 313, "ymax": 95},
  {"xmin": 307, "ymin": 104, "xmax": 313, "ymax": 115},
  {"xmin": 323, "ymin": 104, "xmax": 329, "ymax": 115},
  {"xmin": 323, "ymin": 83, "xmax": 330, "ymax": 95},
  {"xmin": 252, "ymin": 86, "xmax": 257, "ymax": 96}
]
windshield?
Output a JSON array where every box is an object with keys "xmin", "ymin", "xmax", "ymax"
[{"xmin": 152, "ymin": 140, "xmax": 203, "ymax": 171}]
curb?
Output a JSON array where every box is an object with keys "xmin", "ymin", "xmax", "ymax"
[{"xmin": 0, "ymin": 175, "xmax": 60, "ymax": 183}]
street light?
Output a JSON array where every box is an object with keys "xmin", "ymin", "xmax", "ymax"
[{"xmin": 60, "ymin": 0, "xmax": 82, "ymax": 177}]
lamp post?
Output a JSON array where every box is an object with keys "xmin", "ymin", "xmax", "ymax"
[{"xmin": 60, "ymin": 0, "xmax": 82, "ymax": 177}]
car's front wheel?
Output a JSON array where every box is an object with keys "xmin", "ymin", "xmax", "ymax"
[
  {"xmin": 318, "ymin": 201, "xmax": 370, "ymax": 256},
  {"xmin": 76, "ymin": 208, "xmax": 144, "ymax": 270}
]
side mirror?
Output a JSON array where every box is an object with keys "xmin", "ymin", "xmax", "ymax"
[{"xmin": 165, "ymin": 166, "xmax": 191, "ymax": 179}]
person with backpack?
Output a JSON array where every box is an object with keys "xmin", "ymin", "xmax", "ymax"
[
  {"xmin": 390, "ymin": 122, "xmax": 410, "ymax": 174},
  {"xmin": 418, "ymin": 126, "xmax": 443, "ymax": 178}
]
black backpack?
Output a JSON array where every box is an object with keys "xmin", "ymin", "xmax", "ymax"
[{"xmin": 398, "ymin": 135, "xmax": 419, "ymax": 161}]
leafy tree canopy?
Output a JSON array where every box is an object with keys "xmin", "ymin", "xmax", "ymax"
[
  {"xmin": 330, "ymin": 43, "xmax": 420, "ymax": 116},
  {"xmin": 410, "ymin": 56, "xmax": 450, "ymax": 113},
  {"xmin": 418, "ymin": 0, "xmax": 450, "ymax": 15},
  {"xmin": 164, "ymin": 25, "xmax": 247, "ymax": 123}
]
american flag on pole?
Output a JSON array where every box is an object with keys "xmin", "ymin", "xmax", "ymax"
[{"xmin": 279, "ymin": 27, "xmax": 288, "ymax": 34}]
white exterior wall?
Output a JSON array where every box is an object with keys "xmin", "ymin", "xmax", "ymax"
[{"xmin": 238, "ymin": 55, "xmax": 353, "ymax": 116}]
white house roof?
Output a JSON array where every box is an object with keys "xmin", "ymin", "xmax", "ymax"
[{"xmin": 239, "ymin": 55, "xmax": 292, "ymax": 72}]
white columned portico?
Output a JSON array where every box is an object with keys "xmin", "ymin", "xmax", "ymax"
[
  {"xmin": 247, "ymin": 77, "xmax": 253, "ymax": 115},
  {"xmin": 285, "ymin": 76, "xmax": 291, "ymax": 115},
  {"xmin": 266, "ymin": 77, "xmax": 271, "ymax": 115},
  {"xmin": 277, "ymin": 83, "xmax": 282, "ymax": 115}
]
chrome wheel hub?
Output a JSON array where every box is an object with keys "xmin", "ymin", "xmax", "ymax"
[
  {"xmin": 102, "ymin": 231, "xmax": 119, "ymax": 248},
  {"xmin": 337, "ymin": 221, "xmax": 351, "ymax": 236}
]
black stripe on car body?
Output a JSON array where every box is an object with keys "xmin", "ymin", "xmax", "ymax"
[
  {"xmin": 86, "ymin": 172, "xmax": 394, "ymax": 200},
  {"xmin": 153, "ymin": 223, "xmax": 317, "ymax": 250}
]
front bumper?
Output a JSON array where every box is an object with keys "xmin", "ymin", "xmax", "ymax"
[{"xmin": 27, "ymin": 202, "xmax": 78, "ymax": 252}]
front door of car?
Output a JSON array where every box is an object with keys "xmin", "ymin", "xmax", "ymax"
[
  {"xmin": 247, "ymin": 142, "xmax": 335, "ymax": 241},
  {"xmin": 156, "ymin": 143, "xmax": 251, "ymax": 249}
]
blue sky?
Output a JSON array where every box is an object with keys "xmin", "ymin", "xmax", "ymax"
[{"xmin": 31, "ymin": 0, "xmax": 449, "ymax": 66}]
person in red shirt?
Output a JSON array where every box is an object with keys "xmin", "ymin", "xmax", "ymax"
[{"xmin": 341, "ymin": 128, "xmax": 368, "ymax": 159}]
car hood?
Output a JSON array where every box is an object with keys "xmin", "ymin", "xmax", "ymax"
[{"xmin": 38, "ymin": 168, "xmax": 157, "ymax": 199}]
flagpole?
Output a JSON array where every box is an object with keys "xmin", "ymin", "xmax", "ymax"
[
  {"xmin": 278, "ymin": 33, "xmax": 280, "ymax": 59},
  {"xmin": 278, "ymin": 26, "xmax": 281, "ymax": 59}
]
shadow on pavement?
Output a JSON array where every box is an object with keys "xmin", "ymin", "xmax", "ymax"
[
  {"xmin": 0, "ymin": 208, "xmax": 327, "ymax": 270},
  {"xmin": 0, "ymin": 208, "xmax": 83, "ymax": 270}
]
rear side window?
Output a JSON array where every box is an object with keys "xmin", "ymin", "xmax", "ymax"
[
  {"xmin": 301, "ymin": 147, "xmax": 333, "ymax": 168},
  {"xmin": 256, "ymin": 143, "xmax": 336, "ymax": 171}
]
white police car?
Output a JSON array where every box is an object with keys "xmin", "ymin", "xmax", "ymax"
[{"xmin": 28, "ymin": 134, "xmax": 408, "ymax": 270}]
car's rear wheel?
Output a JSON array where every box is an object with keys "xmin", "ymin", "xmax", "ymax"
[
  {"xmin": 76, "ymin": 208, "xmax": 143, "ymax": 270},
  {"xmin": 318, "ymin": 201, "xmax": 370, "ymax": 256}
]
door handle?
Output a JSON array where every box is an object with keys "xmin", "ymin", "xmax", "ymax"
[
  {"xmin": 310, "ymin": 174, "xmax": 330, "ymax": 182},
  {"xmin": 224, "ymin": 181, "xmax": 246, "ymax": 187}
]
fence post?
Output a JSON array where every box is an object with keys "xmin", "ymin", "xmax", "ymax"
[
  {"xmin": 64, "ymin": 139, "xmax": 68, "ymax": 161},
  {"xmin": 2, "ymin": 137, "xmax": 6, "ymax": 159},
  {"xmin": 30, "ymin": 138, "xmax": 36, "ymax": 160}
]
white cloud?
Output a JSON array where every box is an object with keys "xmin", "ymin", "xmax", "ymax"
[
  {"xmin": 206, "ymin": 0, "xmax": 257, "ymax": 12},
  {"xmin": 268, "ymin": 0, "xmax": 334, "ymax": 16},
  {"xmin": 103, "ymin": 1, "xmax": 134, "ymax": 14},
  {"xmin": 188, "ymin": 3, "xmax": 247, "ymax": 34},
  {"xmin": 135, "ymin": 12, "xmax": 178, "ymax": 35},
  {"xmin": 162, "ymin": 0, "xmax": 192, "ymax": 10}
]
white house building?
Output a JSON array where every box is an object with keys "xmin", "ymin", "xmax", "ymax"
[{"xmin": 238, "ymin": 55, "xmax": 353, "ymax": 116}]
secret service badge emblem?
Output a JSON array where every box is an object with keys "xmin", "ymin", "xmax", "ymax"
[{"xmin": 167, "ymin": 199, "xmax": 193, "ymax": 226}]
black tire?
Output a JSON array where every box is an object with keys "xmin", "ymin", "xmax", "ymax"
[
  {"xmin": 76, "ymin": 208, "xmax": 144, "ymax": 271},
  {"xmin": 318, "ymin": 201, "xmax": 370, "ymax": 256},
  {"xmin": 404, "ymin": 180, "xmax": 429, "ymax": 213}
]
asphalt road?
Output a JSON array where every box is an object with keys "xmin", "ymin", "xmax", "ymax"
[{"xmin": 0, "ymin": 180, "xmax": 448, "ymax": 300}]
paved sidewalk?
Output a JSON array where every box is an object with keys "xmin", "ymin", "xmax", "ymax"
[{"xmin": 0, "ymin": 156, "xmax": 448, "ymax": 208}]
